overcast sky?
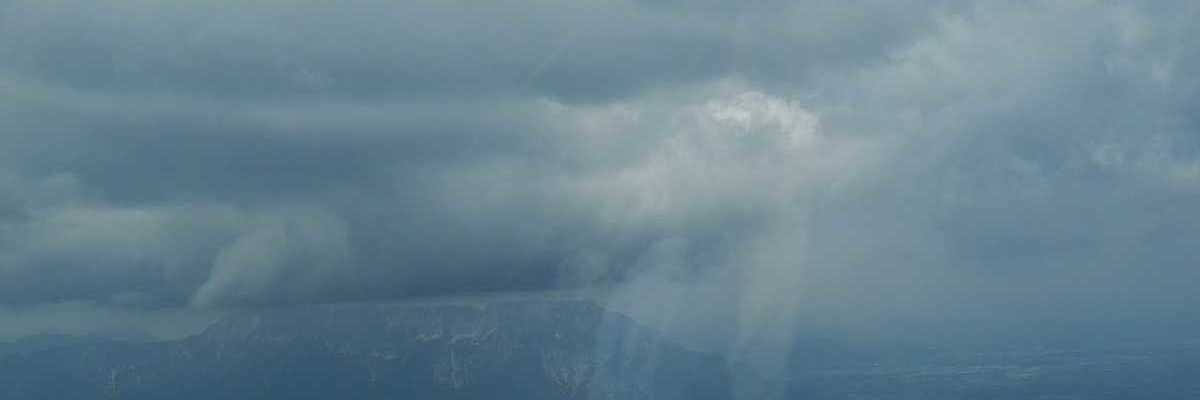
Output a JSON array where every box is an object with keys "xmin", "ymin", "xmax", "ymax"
[{"xmin": 2, "ymin": 1, "xmax": 1199, "ymax": 385}]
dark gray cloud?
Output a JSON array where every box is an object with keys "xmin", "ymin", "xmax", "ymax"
[
  {"xmin": 0, "ymin": 0, "xmax": 940, "ymax": 102},
  {"xmin": 2, "ymin": 0, "xmax": 1200, "ymax": 387},
  {"xmin": 0, "ymin": 0, "xmax": 936, "ymax": 309}
]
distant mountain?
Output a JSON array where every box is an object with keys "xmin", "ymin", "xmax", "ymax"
[
  {"xmin": 0, "ymin": 334, "xmax": 110, "ymax": 359},
  {"xmin": 0, "ymin": 299, "xmax": 732, "ymax": 400}
]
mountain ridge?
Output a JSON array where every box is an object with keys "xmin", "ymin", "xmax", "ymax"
[{"xmin": 1, "ymin": 298, "xmax": 732, "ymax": 400}]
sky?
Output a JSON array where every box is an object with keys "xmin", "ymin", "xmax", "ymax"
[{"xmin": 2, "ymin": 0, "xmax": 1200, "ymax": 391}]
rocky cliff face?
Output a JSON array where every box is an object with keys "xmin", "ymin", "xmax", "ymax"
[{"xmin": 0, "ymin": 299, "xmax": 732, "ymax": 400}]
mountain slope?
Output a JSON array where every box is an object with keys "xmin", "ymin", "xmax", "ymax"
[{"xmin": 0, "ymin": 299, "xmax": 732, "ymax": 400}]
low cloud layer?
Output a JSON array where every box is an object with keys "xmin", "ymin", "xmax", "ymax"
[{"xmin": 3, "ymin": 1, "xmax": 1200, "ymax": 387}]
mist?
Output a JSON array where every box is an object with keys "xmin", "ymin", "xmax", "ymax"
[{"xmin": 3, "ymin": 0, "xmax": 1200, "ymax": 397}]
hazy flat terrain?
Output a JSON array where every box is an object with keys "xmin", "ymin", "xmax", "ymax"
[{"xmin": 787, "ymin": 342, "xmax": 1200, "ymax": 399}]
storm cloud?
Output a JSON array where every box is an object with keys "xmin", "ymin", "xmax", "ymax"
[
  {"xmin": 0, "ymin": 0, "xmax": 924, "ymax": 307},
  {"xmin": 3, "ymin": 1, "xmax": 1200, "ymax": 386}
]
